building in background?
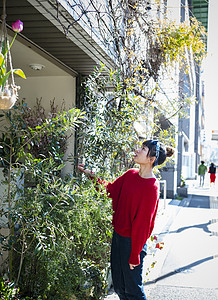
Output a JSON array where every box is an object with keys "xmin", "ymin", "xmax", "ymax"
[
  {"xmin": 0, "ymin": 0, "xmax": 117, "ymax": 271},
  {"xmin": 206, "ymin": 130, "xmax": 218, "ymax": 165},
  {"xmin": 157, "ymin": 0, "xmax": 208, "ymax": 197},
  {"xmin": 188, "ymin": 0, "xmax": 208, "ymax": 177},
  {"xmin": 0, "ymin": 0, "xmax": 209, "ymax": 196},
  {"xmin": 0, "ymin": 0, "xmax": 116, "ymax": 176}
]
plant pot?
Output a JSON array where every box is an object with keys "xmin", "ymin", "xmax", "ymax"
[
  {"xmin": 0, "ymin": 86, "xmax": 19, "ymax": 109},
  {"xmin": 0, "ymin": 94, "xmax": 17, "ymax": 109},
  {"xmin": 177, "ymin": 185, "xmax": 188, "ymax": 197}
]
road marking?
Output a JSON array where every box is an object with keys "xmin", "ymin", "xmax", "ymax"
[{"xmin": 210, "ymin": 196, "xmax": 218, "ymax": 209}]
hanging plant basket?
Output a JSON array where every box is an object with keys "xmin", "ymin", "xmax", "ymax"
[
  {"xmin": 0, "ymin": 85, "xmax": 19, "ymax": 109},
  {"xmin": 0, "ymin": 0, "xmax": 25, "ymax": 110}
]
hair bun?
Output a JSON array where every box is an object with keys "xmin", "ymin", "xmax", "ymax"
[{"xmin": 166, "ymin": 146, "xmax": 174, "ymax": 158}]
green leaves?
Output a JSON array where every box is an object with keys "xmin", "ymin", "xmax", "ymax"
[
  {"xmin": 1, "ymin": 38, "xmax": 8, "ymax": 56},
  {"xmin": 156, "ymin": 17, "xmax": 206, "ymax": 68},
  {"xmin": 0, "ymin": 53, "xmax": 4, "ymax": 66},
  {"xmin": 0, "ymin": 277, "xmax": 20, "ymax": 299},
  {"xmin": 1, "ymin": 72, "xmax": 10, "ymax": 91},
  {"xmin": 77, "ymin": 65, "xmax": 142, "ymax": 176},
  {"xmin": 0, "ymin": 33, "xmax": 26, "ymax": 92},
  {"xmin": 13, "ymin": 69, "xmax": 26, "ymax": 79},
  {"xmin": 0, "ymin": 100, "xmax": 91, "ymax": 297},
  {"xmin": 0, "ymin": 68, "xmax": 26, "ymax": 90}
]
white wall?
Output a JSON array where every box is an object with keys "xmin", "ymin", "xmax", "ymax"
[
  {"xmin": 16, "ymin": 76, "xmax": 76, "ymax": 111},
  {"xmin": 16, "ymin": 76, "xmax": 77, "ymax": 176},
  {"xmin": 167, "ymin": 0, "xmax": 181, "ymax": 23}
]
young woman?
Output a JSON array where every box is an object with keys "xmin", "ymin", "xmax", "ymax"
[{"xmin": 78, "ymin": 140, "xmax": 174, "ymax": 300}]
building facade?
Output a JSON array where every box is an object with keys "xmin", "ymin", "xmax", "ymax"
[
  {"xmin": 156, "ymin": 0, "xmax": 208, "ymax": 197},
  {"xmin": 0, "ymin": 0, "xmax": 208, "ymax": 193}
]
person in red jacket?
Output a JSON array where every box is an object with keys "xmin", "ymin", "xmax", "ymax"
[
  {"xmin": 208, "ymin": 162, "xmax": 216, "ymax": 187},
  {"xmin": 78, "ymin": 140, "xmax": 174, "ymax": 300}
]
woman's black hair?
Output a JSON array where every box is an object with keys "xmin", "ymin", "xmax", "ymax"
[{"xmin": 142, "ymin": 140, "xmax": 174, "ymax": 168}]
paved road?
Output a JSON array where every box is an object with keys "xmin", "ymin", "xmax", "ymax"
[{"xmin": 147, "ymin": 185, "xmax": 218, "ymax": 300}]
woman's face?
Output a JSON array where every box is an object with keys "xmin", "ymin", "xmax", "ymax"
[{"xmin": 134, "ymin": 145, "xmax": 152, "ymax": 165}]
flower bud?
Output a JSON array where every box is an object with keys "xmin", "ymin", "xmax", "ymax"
[
  {"xmin": 12, "ymin": 20, "xmax": 23, "ymax": 33},
  {"xmin": 155, "ymin": 242, "xmax": 164, "ymax": 250}
]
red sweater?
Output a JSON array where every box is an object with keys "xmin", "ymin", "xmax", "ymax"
[{"xmin": 106, "ymin": 168, "xmax": 159, "ymax": 265}]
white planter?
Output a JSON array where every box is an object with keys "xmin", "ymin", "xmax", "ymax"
[
  {"xmin": 0, "ymin": 94, "xmax": 17, "ymax": 109},
  {"xmin": 0, "ymin": 86, "xmax": 19, "ymax": 109}
]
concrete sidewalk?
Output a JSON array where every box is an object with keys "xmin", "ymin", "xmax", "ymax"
[
  {"xmin": 142, "ymin": 196, "xmax": 187, "ymax": 298},
  {"xmin": 146, "ymin": 180, "xmax": 218, "ymax": 300}
]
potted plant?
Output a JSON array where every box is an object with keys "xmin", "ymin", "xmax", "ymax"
[
  {"xmin": 177, "ymin": 176, "xmax": 188, "ymax": 197},
  {"xmin": 0, "ymin": 18, "xmax": 26, "ymax": 109}
]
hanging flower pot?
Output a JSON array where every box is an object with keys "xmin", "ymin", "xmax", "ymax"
[
  {"xmin": 0, "ymin": 2, "xmax": 26, "ymax": 109},
  {"xmin": 0, "ymin": 84, "xmax": 20, "ymax": 109}
]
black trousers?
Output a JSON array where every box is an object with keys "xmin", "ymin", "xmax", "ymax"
[{"xmin": 111, "ymin": 230, "xmax": 147, "ymax": 300}]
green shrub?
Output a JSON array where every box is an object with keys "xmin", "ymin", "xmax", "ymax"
[
  {"xmin": 0, "ymin": 277, "xmax": 19, "ymax": 299},
  {"xmin": 0, "ymin": 101, "xmax": 113, "ymax": 299}
]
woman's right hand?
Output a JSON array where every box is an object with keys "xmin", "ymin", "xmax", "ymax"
[{"xmin": 77, "ymin": 163, "xmax": 93, "ymax": 177}]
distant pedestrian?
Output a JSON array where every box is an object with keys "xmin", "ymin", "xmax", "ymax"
[
  {"xmin": 78, "ymin": 140, "xmax": 174, "ymax": 300},
  {"xmin": 208, "ymin": 162, "xmax": 216, "ymax": 187},
  {"xmin": 198, "ymin": 161, "xmax": 207, "ymax": 187}
]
